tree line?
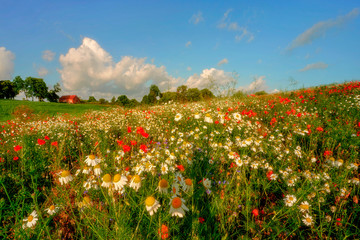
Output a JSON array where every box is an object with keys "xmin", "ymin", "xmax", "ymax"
[
  {"xmin": 0, "ymin": 76, "xmax": 61, "ymax": 102},
  {"xmin": 88, "ymin": 84, "xmax": 215, "ymax": 107}
]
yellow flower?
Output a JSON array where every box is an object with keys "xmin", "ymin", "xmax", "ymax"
[
  {"xmin": 59, "ymin": 170, "xmax": 73, "ymax": 185},
  {"xmin": 22, "ymin": 210, "xmax": 38, "ymax": 229},
  {"xmin": 145, "ymin": 196, "xmax": 161, "ymax": 216}
]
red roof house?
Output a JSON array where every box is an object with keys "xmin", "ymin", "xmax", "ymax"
[{"xmin": 59, "ymin": 95, "xmax": 81, "ymax": 104}]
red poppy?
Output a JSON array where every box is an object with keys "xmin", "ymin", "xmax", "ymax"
[
  {"xmin": 140, "ymin": 144, "xmax": 148, "ymax": 153},
  {"xmin": 176, "ymin": 165, "xmax": 185, "ymax": 172},
  {"xmin": 252, "ymin": 208, "xmax": 259, "ymax": 217},
  {"xmin": 44, "ymin": 136, "xmax": 50, "ymax": 140},
  {"xmin": 13, "ymin": 156, "xmax": 19, "ymax": 161},
  {"xmin": 199, "ymin": 217, "xmax": 205, "ymax": 223},
  {"xmin": 122, "ymin": 145, "xmax": 131, "ymax": 153},
  {"xmin": 117, "ymin": 140, "xmax": 124, "ymax": 146},
  {"xmin": 51, "ymin": 141, "xmax": 58, "ymax": 147},
  {"xmin": 37, "ymin": 139, "xmax": 46, "ymax": 145},
  {"xmin": 127, "ymin": 126, "xmax": 132, "ymax": 133},
  {"xmin": 131, "ymin": 140, "xmax": 137, "ymax": 146},
  {"xmin": 14, "ymin": 145, "xmax": 22, "ymax": 152},
  {"xmin": 316, "ymin": 127, "xmax": 324, "ymax": 132},
  {"xmin": 158, "ymin": 225, "xmax": 169, "ymax": 239}
]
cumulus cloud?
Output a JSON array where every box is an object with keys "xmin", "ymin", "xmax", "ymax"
[
  {"xmin": 37, "ymin": 66, "xmax": 49, "ymax": 77},
  {"xmin": 189, "ymin": 11, "xmax": 204, "ymax": 25},
  {"xmin": 0, "ymin": 47, "xmax": 15, "ymax": 80},
  {"xmin": 185, "ymin": 68, "xmax": 235, "ymax": 90},
  {"xmin": 42, "ymin": 50, "xmax": 55, "ymax": 61},
  {"xmin": 238, "ymin": 76, "xmax": 268, "ymax": 93},
  {"xmin": 218, "ymin": 9, "xmax": 254, "ymax": 42},
  {"xmin": 299, "ymin": 62, "xmax": 328, "ymax": 72},
  {"xmin": 185, "ymin": 41, "xmax": 192, "ymax": 47},
  {"xmin": 217, "ymin": 58, "xmax": 229, "ymax": 66},
  {"xmin": 288, "ymin": 8, "xmax": 359, "ymax": 51},
  {"xmin": 58, "ymin": 37, "xmax": 180, "ymax": 100}
]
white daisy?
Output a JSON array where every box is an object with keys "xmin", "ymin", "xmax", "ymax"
[
  {"xmin": 22, "ymin": 210, "xmax": 38, "ymax": 229},
  {"xmin": 113, "ymin": 174, "xmax": 128, "ymax": 192},
  {"xmin": 302, "ymin": 214, "xmax": 314, "ymax": 226},
  {"xmin": 45, "ymin": 205, "xmax": 59, "ymax": 215},
  {"xmin": 158, "ymin": 179, "xmax": 169, "ymax": 194},
  {"xmin": 101, "ymin": 174, "xmax": 112, "ymax": 188},
  {"xmin": 93, "ymin": 164, "xmax": 102, "ymax": 176},
  {"xmin": 169, "ymin": 196, "xmax": 189, "ymax": 218},
  {"xmin": 129, "ymin": 175, "xmax": 142, "ymax": 192},
  {"xmin": 181, "ymin": 178, "xmax": 193, "ymax": 192},
  {"xmin": 59, "ymin": 170, "xmax": 73, "ymax": 185},
  {"xmin": 202, "ymin": 178, "xmax": 211, "ymax": 189},
  {"xmin": 298, "ymin": 201, "xmax": 310, "ymax": 213},
  {"xmin": 174, "ymin": 113, "xmax": 182, "ymax": 121},
  {"xmin": 84, "ymin": 154, "xmax": 101, "ymax": 166},
  {"xmin": 284, "ymin": 194, "xmax": 297, "ymax": 207},
  {"xmin": 145, "ymin": 196, "xmax": 161, "ymax": 216}
]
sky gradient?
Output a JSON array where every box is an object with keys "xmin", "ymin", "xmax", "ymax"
[{"xmin": 1, "ymin": 0, "xmax": 359, "ymax": 100}]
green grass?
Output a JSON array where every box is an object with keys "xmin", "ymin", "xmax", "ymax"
[{"xmin": 0, "ymin": 100, "xmax": 113, "ymax": 122}]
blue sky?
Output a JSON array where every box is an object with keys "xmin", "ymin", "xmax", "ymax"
[{"xmin": 1, "ymin": 0, "xmax": 359, "ymax": 99}]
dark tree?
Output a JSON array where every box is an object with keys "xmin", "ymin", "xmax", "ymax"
[
  {"xmin": 24, "ymin": 77, "xmax": 48, "ymax": 101},
  {"xmin": 88, "ymin": 96, "xmax": 97, "ymax": 102},
  {"xmin": 0, "ymin": 80, "xmax": 17, "ymax": 99},
  {"xmin": 117, "ymin": 95, "xmax": 130, "ymax": 106},
  {"xmin": 186, "ymin": 88, "xmax": 202, "ymax": 102},
  {"xmin": 200, "ymin": 88, "xmax": 215, "ymax": 100}
]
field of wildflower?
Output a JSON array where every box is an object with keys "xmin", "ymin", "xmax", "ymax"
[{"xmin": 1, "ymin": 82, "xmax": 360, "ymax": 239}]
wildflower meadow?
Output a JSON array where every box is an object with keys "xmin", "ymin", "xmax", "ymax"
[{"xmin": 1, "ymin": 82, "xmax": 360, "ymax": 239}]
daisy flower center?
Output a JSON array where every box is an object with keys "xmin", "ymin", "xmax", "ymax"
[
  {"xmin": 113, "ymin": 174, "xmax": 121, "ymax": 183},
  {"xmin": 159, "ymin": 179, "xmax": 168, "ymax": 188},
  {"xmin": 185, "ymin": 179, "xmax": 192, "ymax": 186},
  {"xmin": 89, "ymin": 155, "xmax": 96, "ymax": 160},
  {"xmin": 28, "ymin": 215, "xmax": 34, "ymax": 222},
  {"xmin": 61, "ymin": 170, "xmax": 70, "ymax": 177},
  {"xmin": 172, "ymin": 197, "xmax": 182, "ymax": 209},
  {"xmin": 49, "ymin": 205, "xmax": 55, "ymax": 211},
  {"xmin": 300, "ymin": 204, "xmax": 309, "ymax": 210},
  {"xmin": 94, "ymin": 164, "xmax": 100, "ymax": 169},
  {"xmin": 102, "ymin": 174, "xmax": 111, "ymax": 183},
  {"xmin": 132, "ymin": 175, "xmax": 141, "ymax": 183},
  {"xmin": 83, "ymin": 196, "xmax": 91, "ymax": 204},
  {"xmin": 145, "ymin": 196, "xmax": 155, "ymax": 207},
  {"xmin": 306, "ymin": 218, "xmax": 311, "ymax": 223}
]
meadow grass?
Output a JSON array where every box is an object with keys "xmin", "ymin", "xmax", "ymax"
[
  {"xmin": 0, "ymin": 100, "xmax": 112, "ymax": 122},
  {"xmin": 0, "ymin": 82, "xmax": 360, "ymax": 239}
]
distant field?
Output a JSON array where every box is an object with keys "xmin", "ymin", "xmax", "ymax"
[{"xmin": 0, "ymin": 100, "xmax": 112, "ymax": 122}]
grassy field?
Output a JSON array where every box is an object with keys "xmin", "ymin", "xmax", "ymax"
[
  {"xmin": 1, "ymin": 82, "xmax": 360, "ymax": 239},
  {"xmin": 0, "ymin": 100, "xmax": 112, "ymax": 122}
]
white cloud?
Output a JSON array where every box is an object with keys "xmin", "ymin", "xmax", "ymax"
[
  {"xmin": 189, "ymin": 11, "xmax": 204, "ymax": 25},
  {"xmin": 218, "ymin": 9, "xmax": 254, "ymax": 42},
  {"xmin": 299, "ymin": 62, "xmax": 328, "ymax": 72},
  {"xmin": 0, "ymin": 47, "xmax": 15, "ymax": 80},
  {"xmin": 238, "ymin": 76, "xmax": 268, "ymax": 93},
  {"xmin": 185, "ymin": 41, "xmax": 192, "ymax": 47},
  {"xmin": 37, "ymin": 66, "xmax": 49, "ymax": 77},
  {"xmin": 217, "ymin": 58, "xmax": 229, "ymax": 66},
  {"xmin": 58, "ymin": 37, "xmax": 180, "ymax": 100},
  {"xmin": 185, "ymin": 68, "xmax": 235, "ymax": 90},
  {"xmin": 288, "ymin": 8, "xmax": 359, "ymax": 51},
  {"xmin": 42, "ymin": 50, "xmax": 55, "ymax": 61}
]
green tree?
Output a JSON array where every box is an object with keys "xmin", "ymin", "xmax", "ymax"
[
  {"xmin": 117, "ymin": 95, "xmax": 130, "ymax": 106},
  {"xmin": 200, "ymin": 88, "xmax": 215, "ymax": 100},
  {"xmin": 88, "ymin": 96, "xmax": 97, "ymax": 102},
  {"xmin": 12, "ymin": 76, "xmax": 24, "ymax": 95},
  {"xmin": 160, "ymin": 91, "xmax": 177, "ymax": 103},
  {"xmin": 0, "ymin": 80, "xmax": 17, "ymax": 99},
  {"xmin": 24, "ymin": 77, "xmax": 48, "ymax": 101},
  {"xmin": 111, "ymin": 96, "xmax": 116, "ymax": 104},
  {"xmin": 141, "ymin": 95, "xmax": 150, "ymax": 105},
  {"xmin": 99, "ymin": 98, "xmax": 107, "ymax": 104},
  {"xmin": 186, "ymin": 88, "xmax": 202, "ymax": 102},
  {"xmin": 128, "ymin": 99, "xmax": 139, "ymax": 108},
  {"xmin": 46, "ymin": 83, "xmax": 61, "ymax": 102},
  {"xmin": 176, "ymin": 85, "xmax": 188, "ymax": 102},
  {"xmin": 147, "ymin": 84, "xmax": 162, "ymax": 104}
]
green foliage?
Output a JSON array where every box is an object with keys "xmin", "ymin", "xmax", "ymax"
[
  {"xmin": 254, "ymin": 90, "xmax": 267, "ymax": 96},
  {"xmin": 186, "ymin": 88, "xmax": 202, "ymax": 102},
  {"xmin": 24, "ymin": 77, "xmax": 48, "ymax": 101},
  {"xmin": 160, "ymin": 91, "xmax": 177, "ymax": 103},
  {"xmin": 88, "ymin": 96, "xmax": 97, "ymax": 102},
  {"xmin": 117, "ymin": 95, "xmax": 130, "ymax": 106},
  {"xmin": 0, "ymin": 80, "xmax": 17, "ymax": 99},
  {"xmin": 200, "ymin": 88, "xmax": 215, "ymax": 100}
]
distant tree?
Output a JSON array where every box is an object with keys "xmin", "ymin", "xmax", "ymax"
[
  {"xmin": 176, "ymin": 85, "xmax": 188, "ymax": 102},
  {"xmin": 186, "ymin": 88, "xmax": 201, "ymax": 102},
  {"xmin": 12, "ymin": 76, "xmax": 24, "ymax": 95},
  {"xmin": 160, "ymin": 91, "xmax": 177, "ymax": 103},
  {"xmin": 88, "ymin": 96, "xmax": 97, "ymax": 102},
  {"xmin": 24, "ymin": 77, "xmax": 48, "ymax": 101},
  {"xmin": 46, "ymin": 83, "xmax": 61, "ymax": 102},
  {"xmin": 232, "ymin": 90, "xmax": 246, "ymax": 99},
  {"xmin": 147, "ymin": 84, "xmax": 162, "ymax": 105},
  {"xmin": 111, "ymin": 96, "xmax": 116, "ymax": 104},
  {"xmin": 99, "ymin": 98, "xmax": 107, "ymax": 104},
  {"xmin": 200, "ymin": 88, "xmax": 215, "ymax": 100},
  {"xmin": 117, "ymin": 95, "xmax": 130, "ymax": 106},
  {"xmin": 141, "ymin": 95, "xmax": 150, "ymax": 105},
  {"xmin": 0, "ymin": 80, "xmax": 17, "ymax": 99},
  {"xmin": 128, "ymin": 99, "xmax": 139, "ymax": 108},
  {"xmin": 255, "ymin": 90, "xmax": 267, "ymax": 96}
]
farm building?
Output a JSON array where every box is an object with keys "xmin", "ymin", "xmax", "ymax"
[{"xmin": 59, "ymin": 95, "xmax": 81, "ymax": 104}]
